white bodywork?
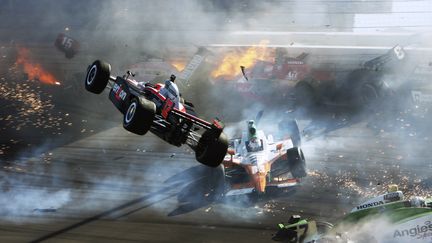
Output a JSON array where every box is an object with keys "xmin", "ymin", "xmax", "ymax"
[
  {"xmin": 351, "ymin": 190, "xmax": 404, "ymax": 213},
  {"xmin": 223, "ymin": 122, "xmax": 299, "ymax": 195},
  {"xmin": 230, "ymin": 129, "xmax": 293, "ymax": 168}
]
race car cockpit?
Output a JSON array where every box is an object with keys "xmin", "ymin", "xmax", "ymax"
[
  {"xmin": 245, "ymin": 139, "xmax": 264, "ymax": 152},
  {"xmin": 244, "ymin": 120, "xmax": 264, "ymax": 152}
]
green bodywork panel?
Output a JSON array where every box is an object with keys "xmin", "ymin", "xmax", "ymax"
[
  {"xmin": 275, "ymin": 197, "xmax": 432, "ymax": 241},
  {"xmin": 280, "ymin": 219, "xmax": 309, "ymax": 229},
  {"xmin": 338, "ymin": 200, "xmax": 432, "ymax": 226}
]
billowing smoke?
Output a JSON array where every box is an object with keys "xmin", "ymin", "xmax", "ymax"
[
  {"xmin": 324, "ymin": 213, "xmax": 432, "ymax": 243},
  {"xmin": 2, "ymin": 0, "xmax": 432, "ymax": 236},
  {"xmin": 0, "ymin": 187, "xmax": 70, "ymax": 222}
]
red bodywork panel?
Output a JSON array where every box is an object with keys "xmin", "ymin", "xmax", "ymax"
[{"xmin": 250, "ymin": 60, "xmax": 310, "ymax": 82}]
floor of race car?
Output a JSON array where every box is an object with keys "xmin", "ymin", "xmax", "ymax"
[{"xmin": 1, "ymin": 121, "xmax": 431, "ymax": 243}]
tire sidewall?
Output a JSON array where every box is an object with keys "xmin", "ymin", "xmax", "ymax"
[
  {"xmin": 122, "ymin": 98, "xmax": 155, "ymax": 135},
  {"xmin": 196, "ymin": 132, "xmax": 228, "ymax": 167},
  {"xmin": 288, "ymin": 147, "xmax": 307, "ymax": 178}
]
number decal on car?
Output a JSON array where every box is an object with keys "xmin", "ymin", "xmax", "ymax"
[
  {"xmin": 61, "ymin": 36, "xmax": 74, "ymax": 50},
  {"xmin": 162, "ymin": 99, "xmax": 174, "ymax": 119}
]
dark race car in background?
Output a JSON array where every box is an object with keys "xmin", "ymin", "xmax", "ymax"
[
  {"xmin": 211, "ymin": 45, "xmax": 407, "ymax": 113},
  {"xmin": 84, "ymin": 60, "xmax": 228, "ymax": 167}
]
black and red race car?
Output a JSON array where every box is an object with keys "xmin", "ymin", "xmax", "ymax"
[
  {"xmin": 84, "ymin": 60, "xmax": 228, "ymax": 167},
  {"xmin": 54, "ymin": 33, "xmax": 79, "ymax": 59}
]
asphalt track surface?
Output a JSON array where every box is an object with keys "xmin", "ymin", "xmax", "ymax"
[{"xmin": 1, "ymin": 119, "xmax": 431, "ymax": 243}]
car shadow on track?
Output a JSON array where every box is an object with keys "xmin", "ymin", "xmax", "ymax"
[
  {"xmin": 165, "ymin": 165, "xmax": 215, "ymax": 217},
  {"xmin": 165, "ymin": 165, "xmax": 299, "ymax": 217}
]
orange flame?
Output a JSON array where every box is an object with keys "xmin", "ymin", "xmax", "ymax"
[
  {"xmin": 170, "ymin": 60, "xmax": 186, "ymax": 72},
  {"xmin": 16, "ymin": 47, "xmax": 61, "ymax": 85},
  {"xmin": 211, "ymin": 40, "xmax": 272, "ymax": 79}
]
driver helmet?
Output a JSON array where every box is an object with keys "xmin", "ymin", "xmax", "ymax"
[
  {"xmin": 387, "ymin": 184, "xmax": 399, "ymax": 193},
  {"xmin": 410, "ymin": 196, "xmax": 426, "ymax": 207},
  {"xmin": 170, "ymin": 74, "xmax": 176, "ymax": 82},
  {"xmin": 247, "ymin": 120, "xmax": 257, "ymax": 141}
]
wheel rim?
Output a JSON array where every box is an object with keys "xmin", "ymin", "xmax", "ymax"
[
  {"xmin": 361, "ymin": 84, "xmax": 378, "ymax": 103},
  {"xmin": 86, "ymin": 65, "xmax": 97, "ymax": 85},
  {"xmin": 125, "ymin": 102, "xmax": 137, "ymax": 124}
]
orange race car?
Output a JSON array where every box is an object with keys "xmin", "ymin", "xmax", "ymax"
[{"xmin": 218, "ymin": 119, "xmax": 306, "ymax": 196}]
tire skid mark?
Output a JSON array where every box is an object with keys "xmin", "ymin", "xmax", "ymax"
[{"xmin": 29, "ymin": 182, "xmax": 182, "ymax": 243}]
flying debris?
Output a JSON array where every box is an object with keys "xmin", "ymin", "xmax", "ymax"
[
  {"xmin": 211, "ymin": 40, "xmax": 272, "ymax": 80},
  {"xmin": 54, "ymin": 33, "xmax": 79, "ymax": 59},
  {"xmin": 126, "ymin": 47, "xmax": 210, "ymax": 87}
]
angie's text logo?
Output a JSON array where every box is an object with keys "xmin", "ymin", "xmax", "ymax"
[{"xmin": 394, "ymin": 221, "xmax": 432, "ymax": 239}]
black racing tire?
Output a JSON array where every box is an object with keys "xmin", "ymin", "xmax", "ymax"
[
  {"xmin": 294, "ymin": 80, "xmax": 316, "ymax": 109},
  {"xmin": 196, "ymin": 131, "xmax": 228, "ymax": 167},
  {"xmin": 272, "ymin": 228, "xmax": 298, "ymax": 242},
  {"xmin": 123, "ymin": 98, "xmax": 155, "ymax": 135},
  {"xmin": 316, "ymin": 221, "xmax": 334, "ymax": 235},
  {"xmin": 287, "ymin": 147, "xmax": 307, "ymax": 178},
  {"xmin": 279, "ymin": 119, "xmax": 301, "ymax": 147},
  {"xmin": 84, "ymin": 60, "xmax": 111, "ymax": 94},
  {"xmin": 359, "ymin": 83, "xmax": 379, "ymax": 105}
]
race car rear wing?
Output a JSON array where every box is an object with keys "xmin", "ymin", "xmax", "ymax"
[{"xmin": 363, "ymin": 45, "xmax": 405, "ymax": 71}]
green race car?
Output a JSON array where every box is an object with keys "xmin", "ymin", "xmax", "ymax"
[{"xmin": 273, "ymin": 185, "xmax": 432, "ymax": 243}]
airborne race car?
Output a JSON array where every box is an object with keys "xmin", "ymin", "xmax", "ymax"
[
  {"xmin": 273, "ymin": 185, "xmax": 432, "ymax": 243},
  {"xmin": 84, "ymin": 60, "xmax": 228, "ymax": 167},
  {"xmin": 211, "ymin": 117, "xmax": 306, "ymax": 196}
]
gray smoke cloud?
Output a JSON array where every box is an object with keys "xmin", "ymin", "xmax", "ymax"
[
  {"xmin": 2, "ymin": 0, "xmax": 432, "ymax": 235},
  {"xmin": 324, "ymin": 213, "xmax": 432, "ymax": 243}
]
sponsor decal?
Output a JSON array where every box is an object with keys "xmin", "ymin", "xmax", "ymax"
[
  {"xmin": 286, "ymin": 60, "xmax": 304, "ymax": 65},
  {"xmin": 112, "ymin": 83, "xmax": 127, "ymax": 101},
  {"xmin": 384, "ymin": 192, "xmax": 401, "ymax": 202},
  {"xmin": 393, "ymin": 221, "xmax": 432, "ymax": 240},
  {"xmin": 412, "ymin": 90, "xmax": 432, "ymax": 104},
  {"xmin": 285, "ymin": 71, "xmax": 298, "ymax": 81},
  {"xmin": 413, "ymin": 65, "xmax": 432, "ymax": 76},
  {"xmin": 161, "ymin": 98, "xmax": 174, "ymax": 118},
  {"xmin": 356, "ymin": 201, "xmax": 384, "ymax": 210}
]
